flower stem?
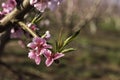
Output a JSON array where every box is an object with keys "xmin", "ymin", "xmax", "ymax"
[{"xmin": 18, "ymin": 21, "xmax": 38, "ymax": 37}]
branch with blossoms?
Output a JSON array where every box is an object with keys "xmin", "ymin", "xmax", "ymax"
[{"xmin": 0, "ymin": 0, "xmax": 80, "ymax": 67}]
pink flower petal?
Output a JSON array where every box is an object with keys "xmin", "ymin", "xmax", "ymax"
[
  {"xmin": 28, "ymin": 51, "xmax": 36, "ymax": 59},
  {"xmin": 33, "ymin": 37, "xmax": 40, "ymax": 42},
  {"xmin": 45, "ymin": 57, "xmax": 54, "ymax": 67},
  {"xmin": 39, "ymin": 49, "xmax": 46, "ymax": 55},
  {"xmin": 33, "ymin": 37, "xmax": 46, "ymax": 44},
  {"xmin": 27, "ymin": 42, "xmax": 36, "ymax": 49},
  {"xmin": 43, "ymin": 43, "xmax": 52, "ymax": 49},
  {"xmin": 54, "ymin": 53, "xmax": 64, "ymax": 60},
  {"xmin": 35, "ymin": 56, "xmax": 41, "ymax": 65},
  {"xmin": 43, "ymin": 49, "xmax": 51, "ymax": 58}
]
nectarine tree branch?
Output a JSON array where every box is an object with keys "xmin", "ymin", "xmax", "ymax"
[
  {"xmin": 0, "ymin": 0, "xmax": 32, "ymax": 54},
  {"xmin": 0, "ymin": 0, "xmax": 32, "ymax": 32}
]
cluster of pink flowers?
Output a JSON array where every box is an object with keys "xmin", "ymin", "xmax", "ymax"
[
  {"xmin": 27, "ymin": 37, "xmax": 64, "ymax": 67},
  {"xmin": 0, "ymin": 0, "xmax": 16, "ymax": 19},
  {"xmin": 30, "ymin": 0, "xmax": 63, "ymax": 12}
]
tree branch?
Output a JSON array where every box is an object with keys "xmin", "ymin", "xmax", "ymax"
[
  {"xmin": 0, "ymin": 0, "xmax": 32, "ymax": 54},
  {"xmin": 18, "ymin": 21, "xmax": 38, "ymax": 37},
  {"xmin": 0, "ymin": 0, "xmax": 32, "ymax": 32}
]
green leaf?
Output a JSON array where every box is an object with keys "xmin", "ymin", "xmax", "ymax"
[
  {"xmin": 55, "ymin": 28, "xmax": 64, "ymax": 52},
  {"xmin": 63, "ymin": 29, "xmax": 80, "ymax": 47},
  {"xmin": 35, "ymin": 15, "xmax": 43, "ymax": 23},
  {"xmin": 61, "ymin": 48, "xmax": 76, "ymax": 53},
  {"xmin": 55, "ymin": 40, "xmax": 59, "ymax": 52}
]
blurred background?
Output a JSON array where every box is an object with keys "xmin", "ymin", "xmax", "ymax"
[{"xmin": 0, "ymin": 0, "xmax": 120, "ymax": 80}]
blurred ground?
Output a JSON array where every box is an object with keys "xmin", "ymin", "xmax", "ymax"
[{"xmin": 0, "ymin": 0, "xmax": 120, "ymax": 80}]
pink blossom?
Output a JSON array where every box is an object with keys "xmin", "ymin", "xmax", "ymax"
[
  {"xmin": 44, "ymin": 49, "xmax": 64, "ymax": 67},
  {"xmin": 27, "ymin": 37, "xmax": 52, "ymax": 65},
  {"xmin": 44, "ymin": 31, "xmax": 51, "ymax": 40},
  {"xmin": 27, "ymin": 37, "xmax": 52, "ymax": 52},
  {"xmin": 30, "ymin": 0, "xmax": 63, "ymax": 12},
  {"xmin": 1, "ymin": 0, "xmax": 16, "ymax": 14},
  {"xmin": 0, "ymin": 0, "xmax": 16, "ymax": 19},
  {"xmin": 28, "ymin": 50, "xmax": 41, "ymax": 65},
  {"xmin": 27, "ymin": 23, "xmax": 38, "ymax": 31}
]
